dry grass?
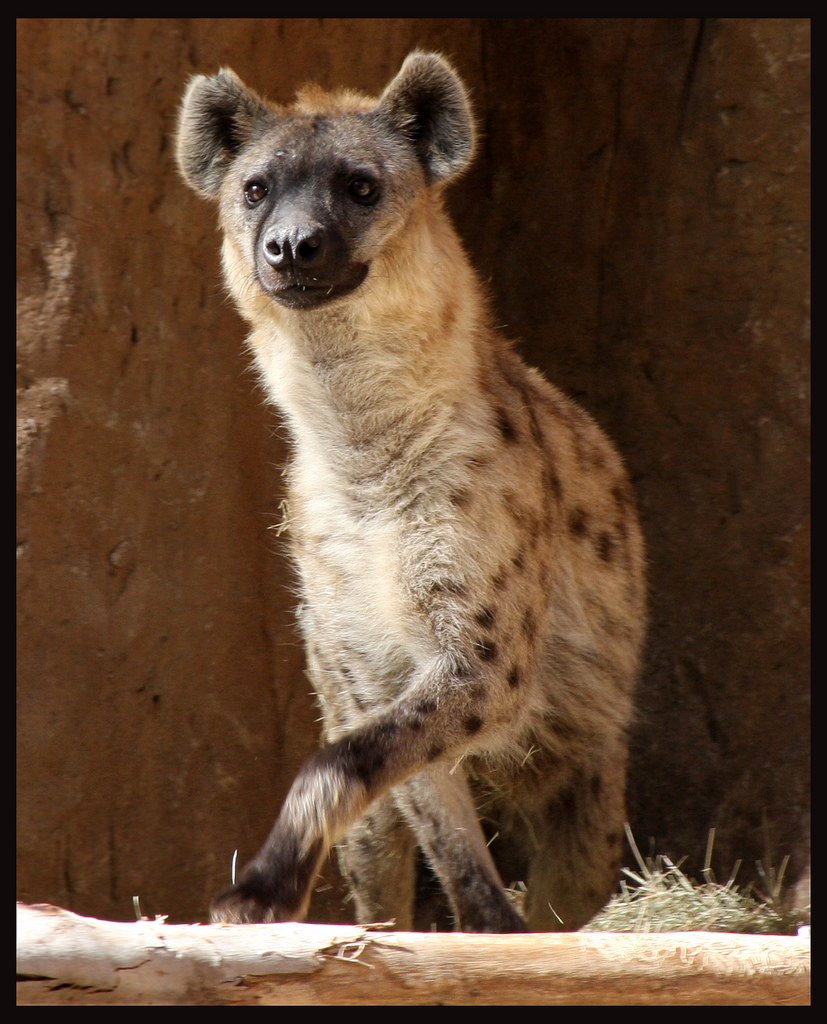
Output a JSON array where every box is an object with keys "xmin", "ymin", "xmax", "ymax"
[{"xmin": 582, "ymin": 825, "xmax": 809, "ymax": 936}]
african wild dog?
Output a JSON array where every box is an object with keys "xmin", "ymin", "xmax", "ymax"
[{"xmin": 175, "ymin": 51, "xmax": 645, "ymax": 932}]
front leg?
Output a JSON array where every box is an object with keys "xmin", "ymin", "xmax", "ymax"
[
  {"xmin": 210, "ymin": 738, "xmax": 375, "ymax": 923},
  {"xmin": 394, "ymin": 764, "xmax": 527, "ymax": 933},
  {"xmin": 337, "ymin": 792, "xmax": 418, "ymax": 929},
  {"xmin": 210, "ymin": 655, "xmax": 522, "ymax": 926}
]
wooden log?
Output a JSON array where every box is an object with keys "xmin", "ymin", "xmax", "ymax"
[{"xmin": 16, "ymin": 902, "xmax": 810, "ymax": 1006}]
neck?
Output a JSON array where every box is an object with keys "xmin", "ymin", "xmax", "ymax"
[{"xmin": 235, "ymin": 197, "xmax": 491, "ymax": 483}]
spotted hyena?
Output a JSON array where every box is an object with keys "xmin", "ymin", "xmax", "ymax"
[{"xmin": 175, "ymin": 51, "xmax": 645, "ymax": 932}]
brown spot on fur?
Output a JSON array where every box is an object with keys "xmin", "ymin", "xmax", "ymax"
[
  {"xmin": 475, "ymin": 606, "xmax": 496, "ymax": 629},
  {"xmin": 611, "ymin": 481, "xmax": 632, "ymax": 510},
  {"xmin": 496, "ymin": 407, "xmax": 518, "ymax": 443},
  {"xmin": 476, "ymin": 639, "xmax": 498, "ymax": 662},
  {"xmin": 491, "ymin": 568, "xmax": 509, "ymax": 591},
  {"xmin": 464, "ymin": 714, "xmax": 483, "ymax": 734},
  {"xmin": 415, "ymin": 698, "xmax": 438, "ymax": 716},
  {"xmin": 527, "ymin": 404, "xmax": 545, "ymax": 447},
  {"xmin": 596, "ymin": 531, "xmax": 614, "ymax": 563},
  {"xmin": 542, "ymin": 467, "xmax": 564, "ymax": 503},
  {"xmin": 568, "ymin": 507, "xmax": 589, "ymax": 537}
]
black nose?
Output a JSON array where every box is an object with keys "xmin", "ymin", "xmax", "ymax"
[{"xmin": 263, "ymin": 226, "xmax": 326, "ymax": 270}]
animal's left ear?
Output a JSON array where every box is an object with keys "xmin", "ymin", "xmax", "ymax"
[{"xmin": 374, "ymin": 51, "xmax": 475, "ymax": 184}]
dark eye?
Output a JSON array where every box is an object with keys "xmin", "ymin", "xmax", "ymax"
[
  {"xmin": 347, "ymin": 177, "xmax": 379, "ymax": 205},
  {"xmin": 244, "ymin": 180, "xmax": 269, "ymax": 207}
]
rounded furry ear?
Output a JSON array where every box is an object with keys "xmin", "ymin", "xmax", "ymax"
[
  {"xmin": 374, "ymin": 51, "xmax": 475, "ymax": 183},
  {"xmin": 175, "ymin": 68, "xmax": 271, "ymax": 196}
]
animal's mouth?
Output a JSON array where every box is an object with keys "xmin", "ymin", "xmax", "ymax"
[{"xmin": 258, "ymin": 264, "xmax": 369, "ymax": 310}]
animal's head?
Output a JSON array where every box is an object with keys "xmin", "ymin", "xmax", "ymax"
[{"xmin": 175, "ymin": 52, "xmax": 475, "ymax": 311}]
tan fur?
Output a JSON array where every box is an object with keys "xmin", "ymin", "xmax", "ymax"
[{"xmin": 176, "ymin": 52, "xmax": 645, "ymax": 932}]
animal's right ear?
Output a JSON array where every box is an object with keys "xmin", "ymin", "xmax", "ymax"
[{"xmin": 175, "ymin": 68, "xmax": 270, "ymax": 197}]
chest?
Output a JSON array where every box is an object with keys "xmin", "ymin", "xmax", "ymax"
[{"xmin": 287, "ymin": 464, "xmax": 432, "ymax": 662}]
